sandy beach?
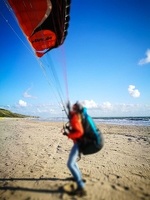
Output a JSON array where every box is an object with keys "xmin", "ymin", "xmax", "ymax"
[{"xmin": 0, "ymin": 118, "xmax": 150, "ymax": 200}]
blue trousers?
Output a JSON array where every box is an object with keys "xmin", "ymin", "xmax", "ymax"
[{"xmin": 67, "ymin": 143, "xmax": 85, "ymax": 189}]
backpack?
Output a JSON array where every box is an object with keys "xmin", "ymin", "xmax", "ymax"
[{"xmin": 78, "ymin": 108, "xmax": 104, "ymax": 155}]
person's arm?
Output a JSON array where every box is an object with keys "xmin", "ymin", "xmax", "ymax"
[{"xmin": 68, "ymin": 114, "xmax": 84, "ymax": 139}]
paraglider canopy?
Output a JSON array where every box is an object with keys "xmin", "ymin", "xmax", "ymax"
[{"xmin": 8, "ymin": 0, "xmax": 71, "ymax": 57}]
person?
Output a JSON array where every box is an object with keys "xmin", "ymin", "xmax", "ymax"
[
  {"xmin": 62, "ymin": 101, "xmax": 104, "ymax": 195},
  {"xmin": 62, "ymin": 102, "xmax": 86, "ymax": 196}
]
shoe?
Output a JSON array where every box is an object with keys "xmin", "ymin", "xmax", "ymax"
[{"xmin": 74, "ymin": 187, "xmax": 87, "ymax": 196}]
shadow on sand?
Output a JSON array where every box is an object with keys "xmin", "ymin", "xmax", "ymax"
[{"xmin": 0, "ymin": 177, "xmax": 74, "ymax": 195}]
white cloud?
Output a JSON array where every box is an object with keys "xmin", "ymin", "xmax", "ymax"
[
  {"xmin": 19, "ymin": 100, "xmax": 27, "ymax": 107},
  {"xmin": 101, "ymin": 102, "xmax": 113, "ymax": 110},
  {"xmin": 23, "ymin": 87, "xmax": 37, "ymax": 99},
  {"xmin": 79, "ymin": 101, "xmax": 150, "ymax": 117},
  {"xmin": 3, "ymin": 101, "xmax": 150, "ymax": 117},
  {"xmin": 81, "ymin": 100, "xmax": 98, "ymax": 108},
  {"xmin": 138, "ymin": 49, "xmax": 150, "ymax": 65},
  {"xmin": 128, "ymin": 85, "xmax": 140, "ymax": 98}
]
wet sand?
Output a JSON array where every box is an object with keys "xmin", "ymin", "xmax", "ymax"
[{"xmin": 0, "ymin": 118, "xmax": 150, "ymax": 200}]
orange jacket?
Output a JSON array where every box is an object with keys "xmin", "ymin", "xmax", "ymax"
[{"xmin": 67, "ymin": 111, "xmax": 84, "ymax": 142}]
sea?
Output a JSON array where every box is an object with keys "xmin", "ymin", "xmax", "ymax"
[
  {"xmin": 38, "ymin": 116, "xmax": 150, "ymax": 127},
  {"xmin": 92, "ymin": 116, "xmax": 150, "ymax": 126}
]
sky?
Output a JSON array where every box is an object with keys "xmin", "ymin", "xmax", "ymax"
[{"xmin": 0, "ymin": 0, "xmax": 150, "ymax": 118}]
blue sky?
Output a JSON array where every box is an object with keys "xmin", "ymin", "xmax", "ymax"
[{"xmin": 0, "ymin": 0, "xmax": 150, "ymax": 118}]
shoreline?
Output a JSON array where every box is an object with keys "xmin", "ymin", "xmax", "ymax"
[{"xmin": 0, "ymin": 118, "xmax": 150, "ymax": 200}]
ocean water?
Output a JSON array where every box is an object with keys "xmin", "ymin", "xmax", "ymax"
[
  {"xmin": 39, "ymin": 116, "xmax": 150, "ymax": 126},
  {"xmin": 92, "ymin": 117, "xmax": 150, "ymax": 126}
]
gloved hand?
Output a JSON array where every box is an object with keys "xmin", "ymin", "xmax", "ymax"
[
  {"xmin": 63, "ymin": 131, "xmax": 68, "ymax": 136},
  {"xmin": 65, "ymin": 122, "xmax": 72, "ymax": 131},
  {"xmin": 61, "ymin": 124, "xmax": 70, "ymax": 136}
]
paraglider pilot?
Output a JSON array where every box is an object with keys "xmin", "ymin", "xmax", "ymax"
[
  {"xmin": 62, "ymin": 101, "xmax": 104, "ymax": 196},
  {"xmin": 62, "ymin": 101, "xmax": 86, "ymax": 195}
]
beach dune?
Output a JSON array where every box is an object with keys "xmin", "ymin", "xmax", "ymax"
[{"xmin": 0, "ymin": 118, "xmax": 150, "ymax": 200}]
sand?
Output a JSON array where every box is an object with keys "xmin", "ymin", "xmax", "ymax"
[{"xmin": 0, "ymin": 118, "xmax": 150, "ymax": 200}]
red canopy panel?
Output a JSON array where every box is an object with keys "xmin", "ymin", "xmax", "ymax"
[{"xmin": 8, "ymin": 0, "xmax": 71, "ymax": 57}]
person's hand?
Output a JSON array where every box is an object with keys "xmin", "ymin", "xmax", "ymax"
[
  {"xmin": 65, "ymin": 122, "xmax": 72, "ymax": 131},
  {"xmin": 61, "ymin": 126, "xmax": 69, "ymax": 136},
  {"xmin": 63, "ymin": 131, "xmax": 68, "ymax": 136}
]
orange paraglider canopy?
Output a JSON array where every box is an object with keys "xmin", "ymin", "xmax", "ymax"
[{"xmin": 8, "ymin": 0, "xmax": 71, "ymax": 57}]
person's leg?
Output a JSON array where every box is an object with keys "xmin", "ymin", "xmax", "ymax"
[{"xmin": 67, "ymin": 143, "xmax": 85, "ymax": 189}]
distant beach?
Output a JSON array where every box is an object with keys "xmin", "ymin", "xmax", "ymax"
[{"xmin": 0, "ymin": 118, "xmax": 150, "ymax": 200}]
